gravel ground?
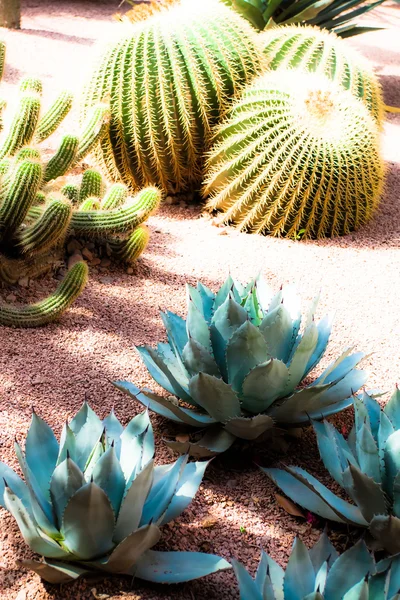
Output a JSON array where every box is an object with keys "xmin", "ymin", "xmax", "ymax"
[{"xmin": 0, "ymin": 1, "xmax": 399, "ymax": 599}]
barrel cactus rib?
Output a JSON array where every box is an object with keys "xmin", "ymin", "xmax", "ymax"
[
  {"xmin": 114, "ymin": 276, "xmax": 367, "ymax": 456},
  {"xmin": 108, "ymin": 226, "xmax": 150, "ymax": 264},
  {"xmin": 0, "ymin": 405, "xmax": 230, "ymax": 583},
  {"xmin": 0, "ymin": 262, "xmax": 87, "ymax": 328},
  {"xmin": 82, "ymin": 0, "xmax": 263, "ymax": 193},
  {"xmin": 35, "ymin": 90, "xmax": 74, "ymax": 143},
  {"xmin": 262, "ymin": 388, "xmax": 400, "ymax": 554},
  {"xmin": 261, "ymin": 25, "xmax": 384, "ymax": 124},
  {"xmin": 203, "ymin": 70, "xmax": 384, "ymax": 239}
]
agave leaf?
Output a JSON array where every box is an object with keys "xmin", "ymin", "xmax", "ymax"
[
  {"xmin": 69, "ymin": 402, "xmax": 104, "ymax": 471},
  {"xmin": 353, "ymin": 393, "xmax": 371, "ymax": 434},
  {"xmin": 161, "ymin": 310, "xmax": 188, "ymax": 360},
  {"xmin": 243, "ymin": 286, "xmax": 261, "ymax": 326},
  {"xmin": 267, "ymin": 382, "xmax": 333, "ymax": 423},
  {"xmin": 342, "ymin": 580, "xmax": 369, "ymax": 600},
  {"xmin": 259, "ymin": 304, "xmax": 294, "ymax": 362},
  {"xmin": 241, "ymin": 358, "xmax": 289, "ymax": 412},
  {"xmin": 186, "ymin": 294, "xmax": 211, "ymax": 350},
  {"xmin": 91, "ymin": 446, "xmax": 125, "ymax": 516},
  {"xmin": 224, "ymin": 414, "xmax": 274, "ymax": 440},
  {"xmin": 0, "ymin": 461, "xmax": 30, "ymax": 510},
  {"xmin": 132, "ymin": 549, "xmax": 232, "ymax": 582},
  {"xmin": 346, "ymin": 464, "xmax": 387, "ymax": 522},
  {"xmin": 140, "ymin": 455, "xmax": 187, "ymax": 526},
  {"xmin": 284, "ymin": 538, "xmax": 315, "ymax": 599},
  {"xmin": 182, "ymin": 336, "xmax": 220, "ymax": 377},
  {"xmin": 114, "ymin": 459, "xmax": 154, "ymax": 544},
  {"xmin": 4, "ymin": 485, "xmax": 69, "ymax": 558},
  {"xmin": 307, "ymin": 369, "xmax": 367, "ymax": 417},
  {"xmin": 264, "ymin": 466, "xmax": 368, "ymax": 526},
  {"xmin": 384, "ymin": 430, "xmax": 400, "ymax": 495},
  {"xmin": 315, "ymin": 349, "xmax": 364, "ymax": 385},
  {"xmin": 227, "ymin": 321, "xmax": 269, "ymax": 393},
  {"xmin": 102, "ymin": 409, "xmax": 123, "ymax": 452},
  {"xmin": 309, "ymin": 530, "xmax": 338, "ymax": 572},
  {"xmin": 324, "ymin": 539, "xmax": 375, "ymax": 599},
  {"xmin": 165, "ymin": 425, "xmax": 236, "ymax": 458},
  {"xmin": 254, "ymin": 550, "xmax": 269, "ymax": 594},
  {"xmin": 119, "ymin": 411, "xmax": 153, "ymax": 482},
  {"xmin": 61, "ymin": 482, "xmax": 115, "ymax": 560},
  {"xmin": 19, "ymin": 558, "xmax": 90, "ymax": 584},
  {"xmin": 285, "ymin": 322, "xmax": 319, "ymax": 391},
  {"xmin": 313, "ymin": 420, "xmax": 355, "ymax": 487},
  {"xmin": 378, "ymin": 411, "xmax": 394, "ymax": 492},
  {"xmin": 304, "ymin": 315, "xmax": 333, "ymax": 377},
  {"xmin": 196, "ymin": 282, "xmax": 215, "ymax": 321},
  {"xmin": 57, "ymin": 422, "xmax": 76, "ymax": 466},
  {"xmin": 213, "ymin": 275, "xmax": 235, "ymax": 310},
  {"xmin": 88, "ymin": 524, "xmax": 161, "ymax": 574},
  {"xmin": 282, "ymin": 0, "xmax": 336, "ymax": 23},
  {"xmin": 254, "ymin": 276, "xmax": 273, "ymax": 312},
  {"xmin": 189, "ymin": 373, "xmax": 241, "ymax": 423},
  {"xmin": 360, "ymin": 392, "xmax": 381, "ymax": 441},
  {"xmin": 137, "ymin": 345, "xmax": 191, "ymax": 401},
  {"xmin": 159, "ymin": 459, "xmax": 210, "ymax": 525},
  {"xmin": 25, "ymin": 411, "xmax": 59, "ymax": 502},
  {"xmin": 83, "ymin": 437, "xmax": 104, "ymax": 481},
  {"xmin": 304, "ymin": 594, "xmax": 324, "ymax": 600},
  {"xmin": 50, "ymin": 457, "xmax": 85, "ymax": 528},
  {"xmin": 376, "ymin": 554, "xmax": 400, "ymax": 598},
  {"xmin": 384, "ymin": 387, "xmax": 400, "ymax": 430},
  {"xmin": 370, "ymin": 515, "xmax": 400, "ymax": 554},
  {"xmin": 210, "ymin": 294, "xmax": 248, "ymax": 377},
  {"xmin": 231, "ymin": 559, "xmax": 264, "ymax": 600},
  {"xmin": 392, "ymin": 471, "xmax": 400, "ymax": 519},
  {"xmin": 356, "ymin": 424, "xmax": 381, "ymax": 483}
]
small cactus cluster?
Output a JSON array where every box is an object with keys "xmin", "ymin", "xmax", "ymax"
[
  {"xmin": 203, "ymin": 69, "xmax": 384, "ymax": 239},
  {"xmin": 81, "ymin": 0, "xmax": 264, "ymax": 194}
]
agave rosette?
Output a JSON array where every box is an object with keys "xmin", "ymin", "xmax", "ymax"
[
  {"xmin": 233, "ymin": 531, "xmax": 400, "ymax": 599},
  {"xmin": 0, "ymin": 404, "xmax": 230, "ymax": 584},
  {"xmin": 263, "ymin": 388, "xmax": 400, "ymax": 553},
  {"xmin": 115, "ymin": 276, "xmax": 367, "ymax": 457}
]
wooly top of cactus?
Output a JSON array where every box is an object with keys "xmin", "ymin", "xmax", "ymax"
[
  {"xmin": 203, "ymin": 69, "xmax": 384, "ymax": 239},
  {"xmin": 261, "ymin": 24, "xmax": 384, "ymax": 124}
]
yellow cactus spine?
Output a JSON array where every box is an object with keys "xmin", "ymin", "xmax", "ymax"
[
  {"xmin": 203, "ymin": 70, "xmax": 384, "ymax": 239},
  {"xmin": 81, "ymin": 0, "xmax": 264, "ymax": 193}
]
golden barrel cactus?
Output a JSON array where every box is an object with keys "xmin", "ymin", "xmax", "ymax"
[
  {"xmin": 261, "ymin": 25, "xmax": 384, "ymax": 124},
  {"xmin": 81, "ymin": 0, "xmax": 263, "ymax": 194},
  {"xmin": 203, "ymin": 70, "xmax": 384, "ymax": 239}
]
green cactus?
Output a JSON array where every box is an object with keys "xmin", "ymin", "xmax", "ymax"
[
  {"xmin": 16, "ymin": 196, "xmax": 72, "ymax": 255},
  {"xmin": 70, "ymin": 187, "xmax": 160, "ymax": 236},
  {"xmin": 43, "ymin": 134, "xmax": 79, "ymax": 183},
  {"xmin": 78, "ymin": 197, "xmax": 101, "ymax": 211},
  {"xmin": 34, "ymin": 90, "xmax": 73, "ymax": 143},
  {"xmin": 0, "ymin": 93, "xmax": 41, "ymax": 160},
  {"xmin": 0, "ymin": 158, "xmax": 43, "ymax": 235},
  {"xmin": 0, "ymin": 41, "xmax": 5, "ymax": 81},
  {"xmin": 19, "ymin": 77, "xmax": 43, "ymax": 94},
  {"xmin": 0, "ymin": 261, "xmax": 88, "ymax": 328},
  {"xmin": 108, "ymin": 225, "xmax": 150, "ymax": 264},
  {"xmin": 261, "ymin": 25, "xmax": 384, "ymax": 124},
  {"xmin": 203, "ymin": 70, "xmax": 384, "ymax": 239},
  {"xmin": 81, "ymin": 0, "xmax": 264, "ymax": 193},
  {"xmin": 101, "ymin": 182, "xmax": 128, "ymax": 210},
  {"xmin": 78, "ymin": 168, "xmax": 103, "ymax": 202},
  {"xmin": 60, "ymin": 183, "xmax": 79, "ymax": 204}
]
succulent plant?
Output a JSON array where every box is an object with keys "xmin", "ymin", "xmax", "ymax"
[
  {"xmin": 203, "ymin": 70, "xmax": 384, "ymax": 239},
  {"xmin": 233, "ymin": 531, "xmax": 400, "ymax": 599},
  {"xmin": 261, "ymin": 25, "xmax": 384, "ymax": 124},
  {"xmin": 81, "ymin": 0, "xmax": 264, "ymax": 194},
  {"xmin": 262, "ymin": 388, "xmax": 400, "ymax": 554},
  {"xmin": 0, "ymin": 261, "xmax": 88, "ymax": 328},
  {"xmin": 0, "ymin": 404, "xmax": 230, "ymax": 584},
  {"xmin": 114, "ymin": 275, "xmax": 367, "ymax": 457},
  {"xmin": 222, "ymin": 0, "xmax": 385, "ymax": 37}
]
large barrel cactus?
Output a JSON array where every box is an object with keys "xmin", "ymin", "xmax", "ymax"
[
  {"xmin": 203, "ymin": 70, "xmax": 384, "ymax": 239},
  {"xmin": 81, "ymin": 0, "xmax": 264, "ymax": 194},
  {"xmin": 261, "ymin": 25, "xmax": 384, "ymax": 124}
]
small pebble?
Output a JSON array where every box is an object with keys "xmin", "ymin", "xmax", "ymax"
[{"xmin": 68, "ymin": 252, "xmax": 83, "ymax": 269}]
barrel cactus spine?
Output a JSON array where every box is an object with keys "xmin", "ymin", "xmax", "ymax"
[
  {"xmin": 82, "ymin": 0, "xmax": 264, "ymax": 194},
  {"xmin": 203, "ymin": 70, "xmax": 384, "ymax": 239},
  {"xmin": 261, "ymin": 25, "xmax": 384, "ymax": 124}
]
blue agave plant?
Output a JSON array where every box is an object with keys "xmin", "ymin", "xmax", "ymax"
[
  {"xmin": 115, "ymin": 275, "xmax": 367, "ymax": 457},
  {"xmin": 232, "ymin": 531, "xmax": 400, "ymax": 599},
  {"xmin": 263, "ymin": 389, "xmax": 400, "ymax": 554},
  {"xmin": 0, "ymin": 403, "xmax": 230, "ymax": 584}
]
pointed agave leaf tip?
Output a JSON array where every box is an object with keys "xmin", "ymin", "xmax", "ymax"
[
  {"xmin": 31, "ymin": 406, "xmax": 36, "ymax": 414},
  {"xmin": 90, "ymin": 474, "xmax": 94, "ymax": 483},
  {"xmin": 111, "ymin": 440, "xmax": 115, "ymax": 448},
  {"xmin": 66, "ymin": 449, "xmax": 70, "ymax": 459},
  {"xmin": 3, "ymin": 477, "xmax": 8, "ymax": 488}
]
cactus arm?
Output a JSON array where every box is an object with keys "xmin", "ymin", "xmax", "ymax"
[
  {"xmin": 15, "ymin": 147, "xmax": 41, "ymax": 163},
  {"xmin": 74, "ymin": 104, "xmax": 109, "ymax": 164},
  {"xmin": 61, "ymin": 184, "xmax": 79, "ymax": 204},
  {"xmin": 78, "ymin": 197, "xmax": 101, "ymax": 211},
  {"xmin": 0, "ymin": 261, "xmax": 88, "ymax": 328},
  {"xmin": 0, "ymin": 94, "xmax": 41, "ymax": 160},
  {"xmin": 101, "ymin": 183, "xmax": 128, "ymax": 210},
  {"xmin": 35, "ymin": 90, "xmax": 74, "ymax": 143},
  {"xmin": 15, "ymin": 197, "xmax": 72, "ymax": 255},
  {"xmin": 43, "ymin": 135, "xmax": 79, "ymax": 183},
  {"xmin": 19, "ymin": 78, "xmax": 43, "ymax": 95},
  {"xmin": 108, "ymin": 225, "xmax": 150, "ymax": 263},
  {"xmin": 70, "ymin": 187, "xmax": 160, "ymax": 236},
  {"xmin": 0, "ymin": 159, "xmax": 43, "ymax": 236},
  {"xmin": 78, "ymin": 169, "xmax": 103, "ymax": 202},
  {"xmin": 0, "ymin": 41, "xmax": 6, "ymax": 82}
]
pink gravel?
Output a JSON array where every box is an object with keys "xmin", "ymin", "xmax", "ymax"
[{"xmin": 0, "ymin": 1, "xmax": 399, "ymax": 598}]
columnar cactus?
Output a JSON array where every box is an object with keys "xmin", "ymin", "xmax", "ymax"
[
  {"xmin": 261, "ymin": 25, "xmax": 384, "ymax": 124},
  {"xmin": 81, "ymin": 0, "xmax": 264, "ymax": 193},
  {"xmin": 203, "ymin": 70, "xmax": 384, "ymax": 239}
]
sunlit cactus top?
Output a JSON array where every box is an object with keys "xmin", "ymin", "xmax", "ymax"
[
  {"xmin": 115, "ymin": 276, "xmax": 367, "ymax": 456},
  {"xmin": 0, "ymin": 404, "xmax": 230, "ymax": 584},
  {"xmin": 233, "ymin": 531, "xmax": 400, "ymax": 599}
]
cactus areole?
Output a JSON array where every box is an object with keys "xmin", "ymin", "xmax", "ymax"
[{"xmin": 81, "ymin": 0, "xmax": 263, "ymax": 194}]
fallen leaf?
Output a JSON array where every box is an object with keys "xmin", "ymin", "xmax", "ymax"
[
  {"xmin": 275, "ymin": 493, "xmax": 305, "ymax": 518},
  {"xmin": 91, "ymin": 589, "xmax": 110, "ymax": 599},
  {"xmin": 175, "ymin": 433, "xmax": 190, "ymax": 443},
  {"xmin": 201, "ymin": 517, "xmax": 218, "ymax": 529}
]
